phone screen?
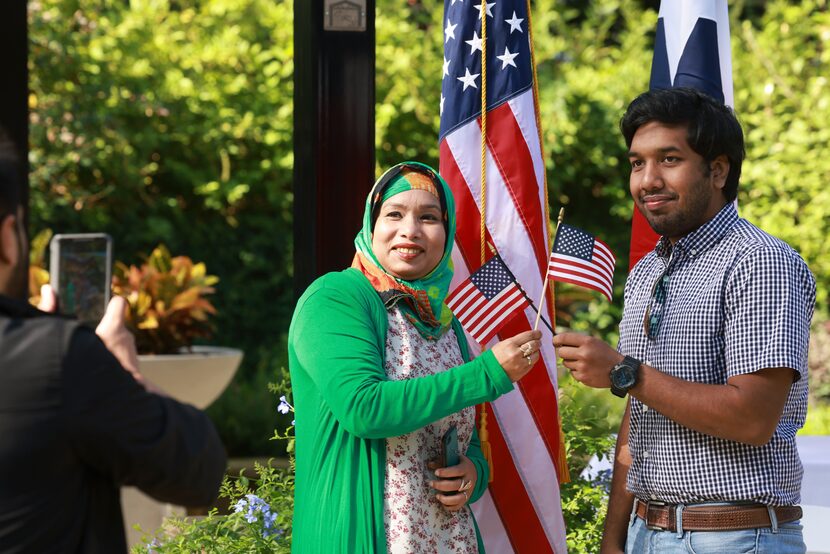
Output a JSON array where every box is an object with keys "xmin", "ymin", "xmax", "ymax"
[{"xmin": 50, "ymin": 234, "xmax": 112, "ymax": 326}]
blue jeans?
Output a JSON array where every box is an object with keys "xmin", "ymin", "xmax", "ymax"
[{"xmin": 625, "ymin": 505, "xmax": 806, "ymax": 554}]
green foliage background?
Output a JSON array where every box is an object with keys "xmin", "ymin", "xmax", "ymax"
[
  {"xmin": 29, "ymin": 0, "xmax": 295, "ymax": 455},
  {"xmin": 28, "ymin": 0, "xmax": 829, "ymax": 548}
]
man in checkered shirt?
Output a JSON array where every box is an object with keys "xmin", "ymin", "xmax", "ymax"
[{"xmin": 554, "ymin": 88, "xmax": 816, "ymax": 554}]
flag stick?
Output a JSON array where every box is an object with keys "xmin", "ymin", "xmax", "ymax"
[
  {"xmin": 534, "ymin": 207, "xmax": 565, "ymax": 331},
  {"xmin": 525, "ymin": 297, "xmax": 555, "ymax": 334}
]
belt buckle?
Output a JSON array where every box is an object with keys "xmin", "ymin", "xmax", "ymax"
[{"xmin": 645, "ymin": 500, "xmax": 667, "ymax": 531}]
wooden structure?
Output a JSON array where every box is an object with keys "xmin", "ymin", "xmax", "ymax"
[
  {"xmin": 0, "ymin": 2, "xmax": 29, "ymax": 217},
  {"xmin": 293, "ymin": 0, "xmax": 376, "ymax": 297}
]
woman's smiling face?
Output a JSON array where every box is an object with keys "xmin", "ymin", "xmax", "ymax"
[{"xmin": 371, "ymin": 189, "xmax": 446, "ymax": 281}]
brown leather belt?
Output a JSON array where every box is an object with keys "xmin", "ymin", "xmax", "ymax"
[{"xmin": 634, "ymin": 499, "xmax": 802, "ymax": 532}]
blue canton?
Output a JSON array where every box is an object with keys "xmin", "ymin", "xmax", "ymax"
[
  {"xmin": 618, "ymin": 203, "xmax": 816, "ymax": 506},
  {"xmin": 471, "ymin": 256, "xmax": 515, "ymax": 300},
  {"xmin": 440, "ymin": 0, "xmax": 533, "ymax": 140},
  {"xmin": 553, "ymin": 224, "xmax": 595, "ymax": 261}
]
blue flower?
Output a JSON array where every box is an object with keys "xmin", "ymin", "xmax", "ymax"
[
  {"xmin": 234, "ymin": 494, "xmax": 280, "ymax": 538},
  {"xmin": 233, "ymin": 498, "xmax": 248, "ymax": 513},
  {"xmin": 277, "ymin": 395, "xmax": 293, "ymax": 415}
]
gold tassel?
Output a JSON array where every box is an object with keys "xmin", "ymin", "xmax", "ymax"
[{"xmin": 478, "ymin": 402, "xmax": 494, "ymax": 483}]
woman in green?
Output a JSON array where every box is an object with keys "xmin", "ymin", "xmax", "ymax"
[{"xmin": 288, "ymin": 162, "xmax": 541, "ymax": 553}]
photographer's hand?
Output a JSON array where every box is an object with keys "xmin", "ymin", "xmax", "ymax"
[
  {"xmin": 36, "ymin": 284, "xmax": 58, "ymax": 313},
  {"xmin": 95, "ymin": 296, "xmax": 163, "ymax": 395}
]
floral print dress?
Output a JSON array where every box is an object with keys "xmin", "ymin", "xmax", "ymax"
[{"xmin": 383, "ymin": 307, "xmax": 478, "ymax": 554}]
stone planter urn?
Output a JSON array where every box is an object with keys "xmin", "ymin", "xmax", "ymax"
[{"xmin": 137, "ymin": 346, "xmax": 243, "ymax": 409}]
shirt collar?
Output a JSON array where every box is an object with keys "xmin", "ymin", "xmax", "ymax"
[{"xmin": 654, "ymin": 203, "xmax": 739, "ymax": 261}]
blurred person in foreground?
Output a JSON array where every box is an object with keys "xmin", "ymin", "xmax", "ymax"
[
  {"xmin": 288, "ymin": 162, "xmax": 542, "ymax": 553},
  {"xmin": 0, "ymin": 130, "xmax": 226, "ymax": 553},
  {"xmin": 554, "ymin": 88, "xmax": 815, "ymax": 554}
]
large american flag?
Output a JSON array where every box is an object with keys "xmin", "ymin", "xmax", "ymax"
[
  {"xmin": 439, "ymin": 0, "xmax": 567, "ymax": 552},
  {"xmin": 446, "ymin": 254, "xmax": 530, "ymax": 345},
  {"xmin": 549, "ymin": 224, "xmax": 616, "ymax": 302},
  {"xmin": 630, "ymin": 0, "xmax": 733, "ymax": 269}
]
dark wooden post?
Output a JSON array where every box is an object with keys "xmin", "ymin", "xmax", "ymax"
[
  {"xmin": 293, "ymin": 0, "xmax": 375, "ymax": 298},
  {"xmin": 0, "ymin": 2, "xmax": 29, "ymax": 216}
]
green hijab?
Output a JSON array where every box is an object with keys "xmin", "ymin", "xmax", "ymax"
[{"xmin": 351, "ymin": 162, "xmax": 456, "ymax": 340}]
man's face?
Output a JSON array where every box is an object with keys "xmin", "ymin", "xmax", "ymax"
[
  {"xmin": 628, "ymin": 122, "xmax": 728, "ymax": 243},
  {"xmin": 5, "ymin": 207, "xmax": 29, "ymax": 300}
]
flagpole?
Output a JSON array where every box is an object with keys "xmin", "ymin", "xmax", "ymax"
[
  {"xmin": 534, "ymin": 207, "xmax": 565, "ymax": 331},
  {"xmin": 479, "ymin": 0, "xmax": 488, "ymax": 266},
  {"xmin": 477, "ymin": 0, "xmax": 495, "ymax": 484}
]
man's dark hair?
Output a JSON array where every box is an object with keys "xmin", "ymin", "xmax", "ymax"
[
  {"xmin": 0, "ymin": 130, "xmax": 22, "ymax": 220},
  {"xmin": 620, "ymin": 87, "xmax": 745, "ymax": 202}
]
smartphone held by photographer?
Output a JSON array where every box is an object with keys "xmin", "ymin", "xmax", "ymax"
[{"xmin": 49, "ymin": 233, "xmax": 113, "ymax": 327}]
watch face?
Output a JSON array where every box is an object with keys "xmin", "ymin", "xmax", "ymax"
[{"xmin": 611, "ymin": 365, "xmax": 636, "ymax": 389}]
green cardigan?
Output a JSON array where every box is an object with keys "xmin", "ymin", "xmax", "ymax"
[{"xmin": 288, "ymin": 268, "xmax": 513, "ymax": 553}]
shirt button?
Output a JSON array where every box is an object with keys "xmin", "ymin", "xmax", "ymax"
[
  {"xmin": 644, "ymin": 360, "xmax": 652, "ymax": 366},
  {"xmin": 690, "ymin": 248, "xmax": 697, "ymax": 256},
  {"xmin": 642, "ymin": 404, "xmax": 649, "ymax": 412},
  {"xmin": 650, "ymin": 494, "xmax": 657, "ymax": 500},
  {"xmin": 643, "ymin": 450, "xmax": 649, "ymax": 458}
]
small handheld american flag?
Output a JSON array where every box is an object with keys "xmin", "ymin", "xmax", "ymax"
[
  {"xmin": 446, "ymin": 254, "xmax": 530, "ymax": 345},
  {"xmin": 548, "ymin": 224, "xmax": 616, "ymax": 301}
]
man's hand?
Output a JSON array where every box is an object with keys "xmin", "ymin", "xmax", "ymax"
[{"xmin": 553, "ymin": 331, "xmax": 623, "ymax": 389}]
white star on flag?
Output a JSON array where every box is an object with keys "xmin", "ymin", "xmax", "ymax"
[
  {"xmin": 444, "ymin": 20, "xmax": 457, "ymax": 43},
  {"xmin": 474, "ymin": 1, "xmax": 495, "ymax": 19},
  {"xmin": 505, "ymin": 10, "xmax": 524, "ymax": 33},
  {"xmin": 443, "ymin": 56, "xmax": 451, "ymax": 77},
  {"xmin": 465, "ymin": 31, "xmax": 483, "ymax": 55},
  {"xmin": 496, "ymin": 46, "xmax": 518, "ymax": 69},
  {"xmin": 457, "ymin": 67, "xmax": 479, "ymax": 90}
]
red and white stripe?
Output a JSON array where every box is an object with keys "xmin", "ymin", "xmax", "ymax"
[
  {"xmin": 447, "ymin": 279, "xmax": 529, "ymax": 345},
  {"xmin": 441, "ymin": 87, "xmax": 567, "ymax": 553},
  {"xmin": 549, "ymin": 237, "xmax": 616, "ymax": 301}
]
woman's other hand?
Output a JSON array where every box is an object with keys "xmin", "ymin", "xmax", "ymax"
[
  {"xmin": 430, "ymin": 454, "xmax": 477, "ymax": 512},
  {"xmin": 491, "ymin": 329, "xmax": 543, "ymax": 382}
]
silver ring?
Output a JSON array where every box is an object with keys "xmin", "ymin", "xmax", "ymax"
[
  {"xmin": 463, "ymin": 491, "xmax": 468, "ymax": 502},
  {"xmin": 520, "ymin": 343, "xmax": 532, "ymax": 356}
]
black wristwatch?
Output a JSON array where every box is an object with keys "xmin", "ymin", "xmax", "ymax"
[{"xmin": 610, "ymin": 356, "xmax": 641, "ymax": 398}]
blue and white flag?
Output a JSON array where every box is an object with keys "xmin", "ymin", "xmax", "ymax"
[
  {"xmin": 630, "ymin": 0, "xmax": 734, "ymax": 269},
  {"xmin": 649, "ymin": 0, "xmax": 733, "ymax": 106}
]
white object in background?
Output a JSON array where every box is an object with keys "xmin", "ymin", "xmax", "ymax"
[
  {"xmin": 798, "ymin": 435, "xmax": 830, "ymax": 553},
  {"xmin": 797, "ymin": 435, "xmax": 830, "ymax": 507}
]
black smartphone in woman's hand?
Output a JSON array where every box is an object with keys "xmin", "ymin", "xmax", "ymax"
[{"xmin": 441, "ymin": 426, "xmax": 459, "ymax": 468}]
